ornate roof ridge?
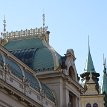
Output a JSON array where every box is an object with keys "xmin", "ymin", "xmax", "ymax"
[{"xmin": 2, "ymin": 27, "xmax": 48, "ymax": 41}]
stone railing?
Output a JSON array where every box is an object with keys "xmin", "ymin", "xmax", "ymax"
[{"xmin": 3, "ymin": 27, "xmax": 48, "ymax": 40}]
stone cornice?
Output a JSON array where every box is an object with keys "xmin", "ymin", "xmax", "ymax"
[{"xmin": 37, "ymin": 71, "xmax": 84, "ymax": 93}]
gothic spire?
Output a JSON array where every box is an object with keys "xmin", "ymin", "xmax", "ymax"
[{"xmin": 85, "ymin": 36, "xmax": 95, "ymax": 72}]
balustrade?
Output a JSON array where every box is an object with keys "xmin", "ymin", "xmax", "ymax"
[{"xmin": 3, "ymin": 27, "xmax": 48, "ymax": 40}]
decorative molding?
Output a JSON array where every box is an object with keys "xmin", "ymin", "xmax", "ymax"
[{"xmin": 3, "ymin": 27, "xmax": 48, "ymax": 41}]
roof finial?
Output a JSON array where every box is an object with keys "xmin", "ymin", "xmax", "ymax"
[
  {"xmin": 42, "ymin": 11, "xmax": 45, "ymax": 34},
  {"xmin": 3, "ymin": 15, "xmax": 6, "ymax": 34}
]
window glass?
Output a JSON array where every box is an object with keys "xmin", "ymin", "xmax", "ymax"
[
  {"xmin": 93, "ymin": 103, "xmax": 98, "ymax": 107},
  {"xmin": 86, "ymin": 103, "xmax": 91, "ymax": 107}
]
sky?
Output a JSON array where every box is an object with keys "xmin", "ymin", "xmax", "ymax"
[{"xmin": 0, "ymin": 0, "xmax": 107, "ymax": 85}]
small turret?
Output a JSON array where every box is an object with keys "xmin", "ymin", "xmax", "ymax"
[
  {"xmin": 80, "ymin": 42, "xmax": 99, "ymax": 83},
  {"xmin": 80, "ymin": 38, "xmax": 100, "ymax": 93}
]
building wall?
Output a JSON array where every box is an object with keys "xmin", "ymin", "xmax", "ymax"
[
  {"xmin": 39, "ymin": 76, "xmax": 64, "ymax": 107},
  {"xmin": 38, "ymin": 73, "xmax": 81, "ymax": 107},
  {"xmin": 80, "ymin": 95, "xmax": 104, "ymax": 107},
  {"xmin": 80, "ymin": 78, "xmax": 104, "ymax": 107}
]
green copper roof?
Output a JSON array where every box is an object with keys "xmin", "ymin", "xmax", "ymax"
[
  {"xmin": 6, "ymin": 57, "xmax": 24, "ymax": 79},
  {"xmin": 41, "ymin": 82, "xmax": 55, "ymax": 102},
  {"xmin": 0, "ymin": 54, "xmax": 40, "ymax": 90},
  {"xmin": 0, "ymin": 52, "xmax": 55, "ymax": 102},
  {"xmin": 85, "ymin": 49, "xmax": 95, "ymax": 72},
  {"xmin": 10, "ymin": 48, "xmax": 38, "ymax": 68},
  {"xmin": 24, "ymin": 70, "xmax": 40, "ymax": 91},
  {"xmin": 33, "ymin": 48, "xmax": 54, "ymax": 72},
  {"xmin": 4, "ymin": 38, "xmax": 44, "ymax": 50},
  {"xmin": 4, "ymin": 38, "xmax": 61, "ymax": 72}
]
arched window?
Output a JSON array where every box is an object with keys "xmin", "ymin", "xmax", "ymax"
[
  {"xmin": 69, "ymin": 66, "xmax": 76, "ymax": 80},
  {"xmin": 86, "ymin": 103, "xmax": 91, "ymax": 107},
  {"xmin": 93, "ymin": 103, "xmax": 98, "ymax": 107}
]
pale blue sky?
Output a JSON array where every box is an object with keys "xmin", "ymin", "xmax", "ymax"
[{"xmin": 0, "ymin": 0, "xmax": 107, "ymax": 84}]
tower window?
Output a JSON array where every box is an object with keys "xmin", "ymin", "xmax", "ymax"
[
  {"xmin": 86, "ymin": 103, "xmax": 91, "ymax": 107},
  {"xmin": 93, "ymin": 103, "xmax": 98, "ymax": 107}
]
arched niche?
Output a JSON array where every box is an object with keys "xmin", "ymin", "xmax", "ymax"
[{"xmin": 69, "ymin": 66, "xmax": 76, "ymax": 80}]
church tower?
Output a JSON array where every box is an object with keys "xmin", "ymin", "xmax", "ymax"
[
  {"xmin": 80, "ymin": 42, "xmax": 104, "ymax": 107},
  {"xmin": 80, "ymin": 45, "xmax": 100, "ymax": 93}
]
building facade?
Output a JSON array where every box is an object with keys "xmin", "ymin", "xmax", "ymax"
[
  {"xmin": 0, "ymin": 18, "xmax": 106, "ymax": 107},
  {"xmin": 0, "ymin": 26, "xmax": 83, "ymax": 107}
]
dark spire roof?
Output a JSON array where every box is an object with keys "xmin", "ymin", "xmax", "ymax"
[
  {"xmin": 80, "ymin": 37, "xmax": 99, "ymax": 82},
  {"xmin": 85, "ymin": 48, "xmax": 95, "ymax": 72},
  {"xmin": 85, "ymin": 38, "xmax": 95, "ymax": 72}
]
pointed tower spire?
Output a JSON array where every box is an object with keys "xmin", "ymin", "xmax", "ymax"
[
  {"xmin": 80, "ymin": 36, "xmax": 100, "ymax": 93},
  {"xmin": 88, "ymin": 35, "xmax": 90, "ymax": 52},
  {"xmin": 85, "ymin": 36, "xmax": 95, "ymax": 72}
]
